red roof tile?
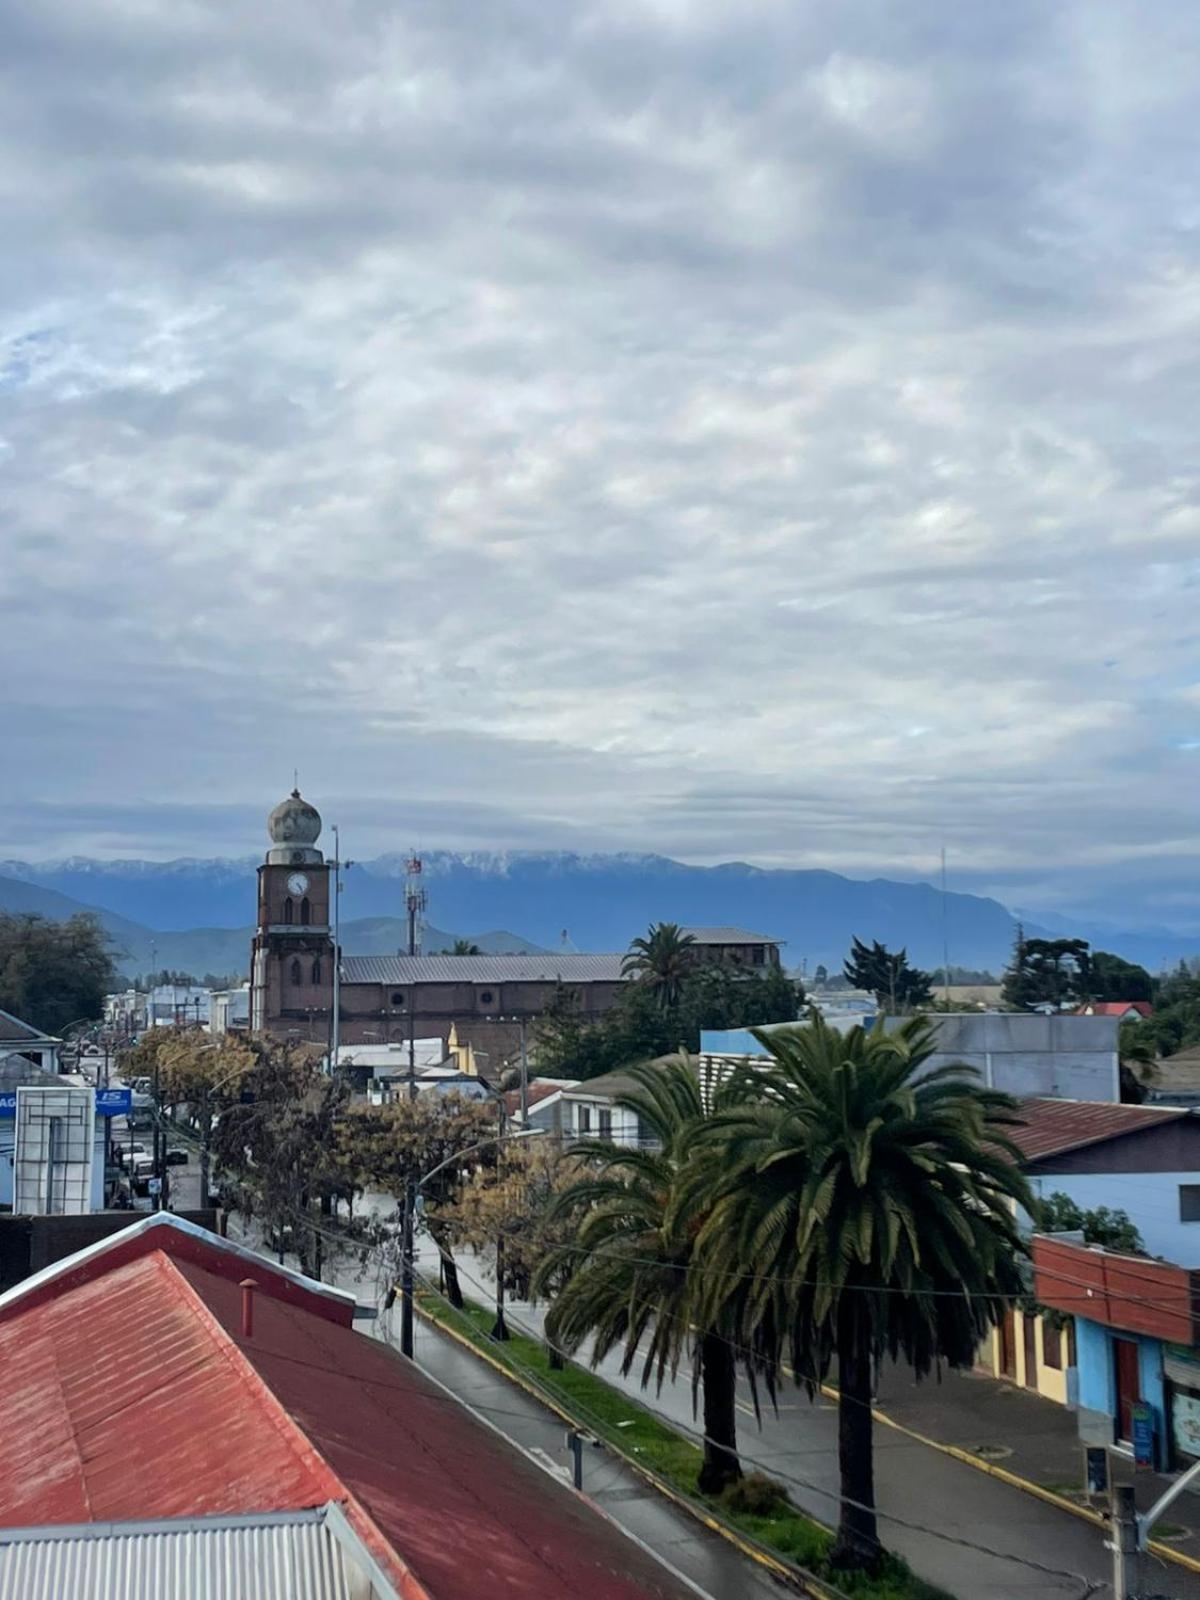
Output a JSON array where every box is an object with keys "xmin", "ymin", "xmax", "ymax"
[
  {"xmin": 1010, "ymin": 1098, "xmax": 1188, "ymax": 1163},
  {"xmin": 0, "ymin": 1218, "xmax": 697, "ymax": 1600},
  {"xmin": 1075, "ymin": 1000, "xmax": 1153, "ymax": 1018}
]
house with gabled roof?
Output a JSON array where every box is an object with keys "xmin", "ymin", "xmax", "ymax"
[{"xmin": 0, "ymin": 1213, "xmax": 702, "ymax": 1600}]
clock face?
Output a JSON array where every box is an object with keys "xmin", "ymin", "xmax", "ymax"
[{"xmin": 286, "ymin": 872, "xmax": 309, "ymax": 896}]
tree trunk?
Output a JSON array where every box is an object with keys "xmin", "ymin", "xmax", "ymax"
[
  {"xmin": 428, "ymin": 1224, "xmax": 464, "ymax": 1308},
  {"xmin": 830, "ymin": 1295, "xmax": 880, "ymax": 1569},
  {"xmin": 697, "ymin": 1330, "xmax": 741, "ymax": 1494}
]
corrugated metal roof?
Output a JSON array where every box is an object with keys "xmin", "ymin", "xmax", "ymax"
[
  {"xmin": 1011, "ymin": 1098, "xmax": 1189, "ymax": 1163},
  {"xmin": 0, "ymin": 1512, "xmax": 356, "ymax": 1600},
  {"xmin": 679, "ymin": 925, "xmax": 782, "ymax": 944},
  {"xmin": 0, "ymin": 1216, "xmax": 702, "ymax": 1600},
  {"xmin": 340, "ymin": 953, "xmax": 625, "ymax": 984},
  {"xmin": 0, "ymin": 1251, "xmax": 343, "ymax": 1529}
]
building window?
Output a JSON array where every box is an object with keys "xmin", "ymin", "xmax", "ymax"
[
  {"xmin": 284, "ymin": 897, "xmax": 294, "ymax": 924},
  {"xmin": 289, "ymin": 958, "xmax": 302, "ymax": 986},
  {"xmin": 1180, "ymin": 1185, "xmax": 1200, "ymax": 1222},
  {"xmin": 751, "ymin": 945, "xmax": 765, "ymax": 966},
  {"xmin": 311, "ymin": 958, "xmax": 322, "ymax": 985},
  {"xmin": 579, "ymin": 1106, "xmax": 591, "ymax": 1134},
  {"xmin": 390, "ymin": 992, "xmax": 406, "ymax": 1008},
  {"xmin": 479, "ymin": 990, "xmax": 494, "ymax": 1006},
  {"xmin": 301, "ymin": 897, "xmax": 311, "ymax": 925},
  {"xmin": 598, "ymin": 1108, "xmax": 613, "ymax": 1140},
  {"xmin": 1043, "ymin": 1321, "xmax": 1062, "ymax": 1370}
]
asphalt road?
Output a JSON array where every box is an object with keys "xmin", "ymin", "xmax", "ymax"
[{"xmin": 431, "ymin": 1247, "xmax": 1198, "ymax": 1600}]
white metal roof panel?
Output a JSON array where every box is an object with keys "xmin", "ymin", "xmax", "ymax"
[{"xmin": 0, "ymin": 1512, "xmax": 359, "ymax": 1600}]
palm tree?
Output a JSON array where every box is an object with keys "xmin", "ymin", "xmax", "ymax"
[
  {"xmin": 534, "ymin": 1055, "xmax": 748, "ymax": 1492},
  {"xmin": 450, "ymin": 939, "xmax": 482, "ymax": 956},
  {"xmin": 621, "ymin": 923, "xmax": 697, "ymax": 1011},
  {"xmin": 690, "ymin": 1014, "xmax": 1033, "ymax": 1568}
]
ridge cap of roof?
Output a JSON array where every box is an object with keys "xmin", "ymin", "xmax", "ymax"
[{"xmin": 0, "ymin": 1212, "xmax": 357, "ymax": 1321}]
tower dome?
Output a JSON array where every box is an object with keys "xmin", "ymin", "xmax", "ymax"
[{"xmin": 265, "ymin": 789, "xmax": 324, "ymax": 864}]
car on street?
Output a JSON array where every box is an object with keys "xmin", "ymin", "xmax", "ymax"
[
  {"xmin": 165, "ymin": 1147, "xmax": 190, "ymax": 1166},
  {"xmin": 115, "ymin": 1142, "xmax": 147, "ymax": 1169}
]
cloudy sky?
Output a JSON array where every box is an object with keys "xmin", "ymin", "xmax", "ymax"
[{"xmin": 1, "ymin": 0, "xmax": 1198, "ymax": 929}]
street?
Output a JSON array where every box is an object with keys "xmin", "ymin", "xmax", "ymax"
[{"xmin": 420, "ymin": 1246, "xmax": 1197, "ymax": 1600}]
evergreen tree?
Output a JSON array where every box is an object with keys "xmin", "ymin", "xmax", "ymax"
[{"xmin": 842, "ymin": 936, "xmax": 933, "ymax": 1012}]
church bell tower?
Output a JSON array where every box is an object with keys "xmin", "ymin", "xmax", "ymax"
[{"xmin": 250, "ymin": 789, "xmax": 335, "ymax": 1036}]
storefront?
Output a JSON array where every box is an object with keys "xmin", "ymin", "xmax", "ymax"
[
  {"xmin": 1033, "ymin": 1233, "xmax": 1200, "ymax": 1476},
  {"xmin": 1165, "ymin": 1345, "xmax": 1200, "ymax": 1468}
]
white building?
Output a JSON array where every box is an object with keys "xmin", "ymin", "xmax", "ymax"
[
  {"xmin": 700, "ymin": 1012, "xmax": 1121, "ymax": 1103},
  {"xmin": 210, "ymin": 984, "xmax": 251, "ymax": 1035},
  {"xmin": 145, "ymin": 985, "xmax": 212, "ymax": 1029}
]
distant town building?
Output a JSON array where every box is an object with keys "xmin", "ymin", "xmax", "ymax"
[
  {"xmin": 0, "ymin": 1008, "xmax": 61, "ymax": 1075},
  {"xmin": 676, "ymin": 926, "xmax": 783, "ymax": 969},
  {"xmin": 1075, "ymin": 999, "xmax": 1154, "ymax": 1022},
  {"xmin": 145, "ymin": 984, "xmax": 212, "ymax": 1029},
  {"xmin": 209, "ymin": 983, "xmax": 251, "ymax": 1035}
]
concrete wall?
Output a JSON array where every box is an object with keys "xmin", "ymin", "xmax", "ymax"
[
  {"xmin": 1027, "ymin": 1171, "xmax": 1200, "ymax": 1267},
  {"xmin": 902, "ymin": 1013, "xmax": 1120, "ymax": 1102}
]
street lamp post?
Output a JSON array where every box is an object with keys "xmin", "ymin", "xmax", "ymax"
[{"xmin": 397, "ymin": 1126, "xmax": 544, "ymax": 1359}]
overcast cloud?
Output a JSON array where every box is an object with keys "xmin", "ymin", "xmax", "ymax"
[{"xmin": 1, "ymin": 0, "xmax": 1198, "ymax": 929}]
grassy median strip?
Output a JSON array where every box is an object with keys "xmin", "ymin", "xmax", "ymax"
[{"xmin": 418, "ymin": 1292, "xmax": 952, "ymax": 1600}]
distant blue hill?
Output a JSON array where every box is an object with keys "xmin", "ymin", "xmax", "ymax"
[{"xmin": 4, "ymin": 851, "xmax": 1197, "ymax": 975}]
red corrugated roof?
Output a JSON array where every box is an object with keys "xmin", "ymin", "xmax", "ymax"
[
  {"xmin": 1076, "ymin": 1000, "xmax": 1153, "ymax": 1018},
  {"xmin": 0, "ymin": 1251, "xmax": 340, "ymax": 1530},
  {"xmin": 1010, "ymin": 1097, "xmax": 1188, "ymax": 1163},
  {"xmin": 0, "ymin": 1219, "xmax": 696, "ymax": 1600}
]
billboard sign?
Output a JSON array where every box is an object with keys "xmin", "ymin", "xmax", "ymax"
[{"xmin": 95, "ymin": 1087, "xmax": 132, "ymax": 1116}]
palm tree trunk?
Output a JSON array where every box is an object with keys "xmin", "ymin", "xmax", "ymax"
[
  {"xmin": 697, "ymin": 1330, "xmax": 741, "ymax": 1494},
  {"xmin": 831, "ymin": 1296, "xmax": 880, "ymax": 1569}
]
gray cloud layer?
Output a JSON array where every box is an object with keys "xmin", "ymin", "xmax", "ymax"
[{"xmin": 1, "ymin": 0, "xmax": 1198, "ymax": 928}]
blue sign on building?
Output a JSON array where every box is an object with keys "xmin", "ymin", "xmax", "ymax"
[
  {"xmin": 1132, "ymin": 1400, "xmax": 1156, "ymax": 1468},
  {"xmin": 0, "ymin": 1087, "xmax": 131, "ymax": 1117},
  {"xmin": 96, "ymin": 1087, "xmax": 133, "ymax": 1117}
]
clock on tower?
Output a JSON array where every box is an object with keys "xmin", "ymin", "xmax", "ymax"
[{"xmin": 249, "ymin": 789, "xmax": 335, "ymax": 1034}]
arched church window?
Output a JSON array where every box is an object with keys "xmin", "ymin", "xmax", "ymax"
[
  {"xmin": 312, "ymin": 957, "xmax": 322, "ymax": 985},
  {"xmin": 289, "ymin": 958, "xmax": 302, "ymax": 986},
  {"xmin": 301, "ymin": 897, "xmax": 311, "ymax": 926},
  {"xmin": 284, "ymin": 897, "xmax": 294, "ymax": 924}
]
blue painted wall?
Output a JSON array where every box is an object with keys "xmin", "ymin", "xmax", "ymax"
[{"xmin": 1075, "ymin": 1316, "xmax": 1167, "ymax": 1467}]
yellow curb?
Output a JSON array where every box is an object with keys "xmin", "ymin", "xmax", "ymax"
[
  {"xmin": 414, "ymin": 1298, "xmax": 830, "ymax": 1595},
  {"xmin": 817, "ymin": 1381, "xmax": 1200, "ymax": 1578}
]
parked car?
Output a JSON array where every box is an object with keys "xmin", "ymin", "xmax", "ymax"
[
  {"xmin": 115, "ymin": 1142, "xmax": 147, "ymax": 1169},
  {"xmin": 165, "ymin": 1147, "xmax": 190, "ymax": 1166}
]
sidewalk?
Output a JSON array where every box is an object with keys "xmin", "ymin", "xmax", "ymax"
[{"xmin": 875, "ymin": 1359, "xmax": 1200, "ymax": 1548}]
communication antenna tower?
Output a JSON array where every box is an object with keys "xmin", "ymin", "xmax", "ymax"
[{"xmin": 405, "ymin": 853, "xmax": 427, "ymax": 957}]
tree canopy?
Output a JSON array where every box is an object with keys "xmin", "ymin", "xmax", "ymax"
[
  {"xmin": 0, "ymin": 912, "xmax": 116, "ymax": 1036},
  {"xmin": 533, "ymin": 958, "xmax": 802, "ymax": 1080},
  {"xmin": 842, "ymin": 936, "xmax": 933, "ymax": 1013}
]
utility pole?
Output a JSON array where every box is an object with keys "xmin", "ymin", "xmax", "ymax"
[
  {"xmin": 491, "ymin": 1086, "xmax": 509, "ymax": 1341},
  {"xmin": 1110, "ymin": 1483, "xmax": 1137, "ymax": 1600},
  {"xmin": 330, "ymin": 825, "xmax": 353, "ymax": 1075},
  {"xmin": 400, "ymin": 958, "xmax": 419, "ymax": 1360},
  {"xmin": 519, "ymin": 1017, "xmax": 529, "ymax": 1124}
]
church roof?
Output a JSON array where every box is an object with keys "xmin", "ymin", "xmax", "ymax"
[{"xmin": 340, "ymin": 954, "xmax": 626, "ymax": 985}]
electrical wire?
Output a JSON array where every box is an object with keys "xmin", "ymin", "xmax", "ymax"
[
  {"xmin": 411, "ymin": 1258, "xmax": 1104, "ymax": 1600},
  {"xmin": 256, "ymin": 1203, "xmax": 1107, "ymax": 1599}
]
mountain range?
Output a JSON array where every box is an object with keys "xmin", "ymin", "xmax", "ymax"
[{"xmin": 1, "ymin": 852, "xmax": 1196, "ymax": 982}]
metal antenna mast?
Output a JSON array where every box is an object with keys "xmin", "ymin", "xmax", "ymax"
[{"xmin": 404, "ymin": 854, "xmax": 427, "ymax": 959}]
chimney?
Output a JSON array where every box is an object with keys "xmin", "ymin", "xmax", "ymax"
[{"xmin": 240, "ymin": 1278, "xmax": 257, "ymax": 1339}]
